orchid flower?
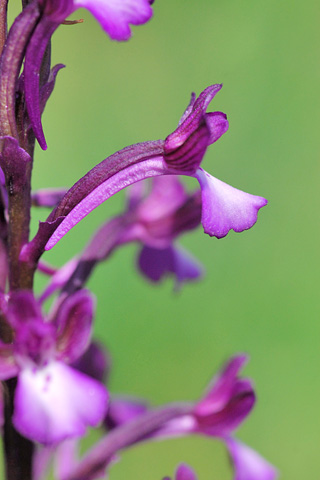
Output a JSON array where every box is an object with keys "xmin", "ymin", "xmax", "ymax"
[
  {"xmin": 37, "ymin": 176, "xmax": 203, "ymax": 301},
  {"xmin": 0, "ymin": 290, "xmax": 108, "ymax": 445},
  {"xmin": 22, "ymin": 84, "xmax": 267, "ymax": 269},
  {"xmin": 125, "ymin": 177, "xmax": 203, "ymax": 286},
  {"xmin": 99, "ymin": 355, "xmax": 277, "ymax": 480},
  {"xmin": 50, "ymin": 353, "xmax": 277, "ymax": 480},
  {"xmin": 152, "ymin": 355, "xmax": 277, "ymax": 480}
]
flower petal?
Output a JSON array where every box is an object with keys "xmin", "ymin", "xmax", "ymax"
[
  {"xmin": 193, "ymin": 355, "xmax": 255, "ymax": 436},
  {"xmin": 45, "ymin": 155, "xmax": 168, "ymax": 250},
  {"xmin": 165, "ymin": 85, "xmax": 223, "ymax": 152},
  {"xmin": 198, "ymin": 355, "xmax": 249, "ymax": 414},
  {"xmin": 55, "ymin": 290, "xmax": 95, "ymax": 363},
  {"xmin": 195, "ymin": 168, "xmax": 267, "ymax": 238},
  {"xmin": 8, "ymin": 291, "xmax": 42, "ymax": 328},
  {"xmin": 73, "ymin": 0, "xmax": 153, "ymax": 40},
  {"xmin": 138, "ymin": 244, "xmax": 203, "ymax": 287},
  {"xmin": 206, "ymin": 111, "xmax": 229, "ymax": 145},
  {"xmin": 13, "ymin": 361, "xmax": 108, "ymax": 445},
  {"xmin": 136, "ymin": 177, "xmax": 188, "ymax": 222},
  {"xmin": 226, "ymin": 438, "xmax": 278, "ymax": 480}
]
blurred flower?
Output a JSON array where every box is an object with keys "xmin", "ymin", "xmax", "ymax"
[
  {"xmin": 38, "ymin": 177, "xmax": 203, "ymax": 299},
  {"xmin": 163, "ymin": 464, "xmax": 198, "ymax": 480},
  {"xmin": 99, "ymin": 354, "xmax": 277, "ymax": 480},
  {"xmin": 0, "ymin": 290, "xmax": 108, "ymax": 445},
  {"xmin": 125, "ymin": 177, "xmax": 203, "ymax": 287},
  {"xmin": 154, "ymin": 355, "xmax": 277, "ymax": 480}
]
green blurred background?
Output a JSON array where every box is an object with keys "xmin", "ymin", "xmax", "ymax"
[{"xmin": 4, "ymin": 0, "xmax": 320, "ymax": 478}]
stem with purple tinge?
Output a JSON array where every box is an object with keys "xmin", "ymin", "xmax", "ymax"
[{"xmin": 66, "ymin": 404, "xmax": 192, "ymax": 480}]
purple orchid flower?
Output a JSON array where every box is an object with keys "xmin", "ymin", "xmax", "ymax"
[
  {"xmin": 28, "ymin": 85, "xmax": 266, "ymax": 258},
  {"xmin": 54, "ymin": 353, "xmax": 276, "ymax": 480},
  {"xmin": 0, "ymin": 290, "xmax": 108, "ymax": 445},
  {"xmin": 125, "ymin": 177, "xmax": 203, "ymax": 287},
  {"xmin": 152, "ymin": 355, "xmax": 277, "ymax": 480},
  {"xmin": 163, "ymin": 464, "xmax": 198, "ymax": 480},
  {"xmin": 37, "ymin": 176, "xmax": 203, "ymax": 300},
  {"xmin": 98, "ymin": 355, "xmax": 277, "ymax": 480}
]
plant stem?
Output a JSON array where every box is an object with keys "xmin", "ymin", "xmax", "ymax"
[
  {"xmin": 3, "ymin": 379, "xmax": 34, "ymax": 480},
  {"xmin": 0, "ymin": 0, "xmax": 8, "ymax": 57}
]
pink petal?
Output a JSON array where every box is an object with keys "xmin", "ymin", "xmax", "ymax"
[
  {"xmin": 205, "ymin": 111, "xmax": 229, "ymax": 144},
  {"xmin": 136, "ymin": 176, "xmax": 187, "ymax": 223},
  {"xmin": 13, "ymin": 362, "xmax": 108, "ymax": 445},
  {"xmin": 198, "ymin": 355, "xmax": 248, "ymax": 414},
  {"xmin": 55, "ymin": 290, "xmax": 95, "ymax": 363},
  {"xmin": 73, "ymin": 0, "xmax": 153, "ymax": 40},
  {"xmin": 138, "ymin": 244, "xmax": 203, "ymax": 287},
  {"xmin": 195, "ymin": 168, "xmax": 267, "ymax": 238},
  {"xmin": 226, "ymin": 438, "xmax": 278, "ymax": 480}
]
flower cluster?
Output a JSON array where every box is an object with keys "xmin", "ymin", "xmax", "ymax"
[{"xmin": 0, "ymin": 1, "xmax": 275, "ymax": 480}]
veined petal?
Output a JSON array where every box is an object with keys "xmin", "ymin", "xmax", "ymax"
[
  {"xmin": 73, "ymin": 0, "xmax": 153, "ymax": 40},
  {"xmin": 195, "ymin": 168, "xmax": 267, "ymax": 238},
  {"xmin": 165, "ymin": 85, "xmax": 223, "ymax": 152},
  {"xmin": 206, "ymin": 111, "xmax": 229, "ymax": 145},
  {"xmin": 226, "ymin": 438, "xmax": 278, "ymax": 480},
  {"xmin": 164, "ymin": 86, "xmax": 227, "ymax": 174},
  {"xmin": 45, "ymin": 156, "xmax": 169, "ymax": 250},
  {"xmin": 13, "ymin": 361, "xmax": 108, "ymax": 445},
  {"xmin": 55, "ymin": 290, "xmax": 95, "ymax": 363}
]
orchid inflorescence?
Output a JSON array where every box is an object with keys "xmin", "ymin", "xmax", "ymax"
[{"xmin": 0, "ymin": 1, "xmax": 275, "ymax": 479}]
